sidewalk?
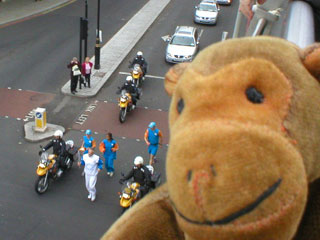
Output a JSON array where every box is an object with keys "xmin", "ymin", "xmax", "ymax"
[
  {"xmin": 61, "ymin": 0, "xmax": 171, "ymax": 98},
  {"xmin": 0, "ymin": 0, "xmax": 74, "ymax": 26}
]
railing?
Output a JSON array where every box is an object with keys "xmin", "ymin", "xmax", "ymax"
[{"xmin": 232, "ymin": 0, "xmax": 315, "ymax": 48}]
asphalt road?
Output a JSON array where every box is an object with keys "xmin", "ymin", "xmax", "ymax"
[{"xmin": 0, "ymin": 0, "xmax": 240, "ymax": 239}]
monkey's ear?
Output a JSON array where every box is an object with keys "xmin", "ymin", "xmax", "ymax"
[
  {"xmin": 164, "ymin": 63, "xmax": 190, "ymax": 96},
  {"xmin": 302, "ymin": 43, "xmax": 320, "ymax": 81}
]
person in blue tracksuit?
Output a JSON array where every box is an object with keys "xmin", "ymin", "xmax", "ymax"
[
  {"xmin": 99, "ymin": 132, "xmax": 119, "ymax": 177},
  {"xmin": 80, "ymin": 129, "xmax": 96, "ymax": 176},
  {"xmin": 144, "ymin": 122, "xmax": 163, "ymax": 165},
  {"xmin": 81, "ymin": 129, "xmax": 96, "ymax": 154}
]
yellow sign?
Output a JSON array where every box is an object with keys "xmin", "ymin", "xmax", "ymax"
[{"xmin": 35, "ymin": 108, "xmax": 47, "ymax": 132}]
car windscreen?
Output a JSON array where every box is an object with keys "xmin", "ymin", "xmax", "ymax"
[
  {"xmin": 199, "ymin": 3, "xmax": 217, "ymax": 12},
  {"xmin": 170, "ymin": 36, "xmax": 195, "ymax": 46}
]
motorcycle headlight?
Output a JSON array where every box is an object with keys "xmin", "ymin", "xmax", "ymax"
[
  {"xmin": 120, "ymin": 98, "xmax": 127, "ymax": 103},
  {"xmin": 39, "ymin": 163, "xmax": 46, "ymax": 168},
  {"xmin": 123, "ymin": 193, "xmax": 130, "ymax": 199}
]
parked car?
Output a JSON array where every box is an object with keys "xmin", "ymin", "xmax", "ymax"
[
  {"xmin": 194, "ymin": 0, "xmax": 220, "ymax": 25},
  {"xmin": 217, "ymin": 0, "xmax": 232, "ymax": 5},
  {"xmin": 165, "ymin": 26, "xmax": 200, "ymax": 63}
]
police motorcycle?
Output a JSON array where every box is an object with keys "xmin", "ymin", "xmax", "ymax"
[
  {"xmin": 118, "ymin": 165, "xmax": 160, "ymax": 213},
  {"xmin": 116, "ymin": 88, "xmax": 134, "ymax": 123},
  {"xmin": 34, "ymin": 141, "xmax": 75, "ymax": 194},
  {"xmin": 129, "ymin": 63, "xmax": 144, "ymax": 88},
  {"xmin": 118, "ymin": 180, "xmax": 141, "ymax": 214}
]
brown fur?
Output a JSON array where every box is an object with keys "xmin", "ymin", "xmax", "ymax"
[{"xmin": 102, "ymin": 37, "xmax": 320, "ymax": 240}]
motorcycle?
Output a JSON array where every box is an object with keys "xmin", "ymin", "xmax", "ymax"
[
  {"xmin": 117, "ymin": 89, "xmax": 135, "ymax": 123},
  {"xmin": 118, "ymin": 181, "xmax": 141, "ymax": 213},
  {"xmin": 130, "ymin": 63, "xmax": 144, "ymax": 88},
  {"xmin": 35, "ymin": 145, "xmax": 73, "ymax": 194}
]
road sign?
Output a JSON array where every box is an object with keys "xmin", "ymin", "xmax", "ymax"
[{"xmin": 34, "ymin": 108, "xmax": 47, "ymax": 132}]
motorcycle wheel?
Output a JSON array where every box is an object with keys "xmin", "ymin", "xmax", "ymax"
[
  {"xmin": 121, "ymin": 207, "xmax": 128, "ymax": 214},
  {"xmin": 35, "ymin": 176, "xmax": 49, "ymax": 194},
  {"xmin": 65, "ymin": 157, "xmax": 73, "ymax": 171},
  {"xmin": 119, "ymin": 108, "xmax": 127, "ymax": 123}
]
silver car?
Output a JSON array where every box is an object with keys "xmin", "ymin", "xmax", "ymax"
[
  {"xmin": 217, "ymin": 0, "xmax": 232, "ymax": 5},
  {"xmin": 165, "ymin": 26, "xmax": 200, "ymax": 63},
  {"xmin": 194, "ymin": 1, "xmax": 220, "ymax": 25}
]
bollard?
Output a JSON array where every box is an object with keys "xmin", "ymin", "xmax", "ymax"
[{"xmin": 34, "ymin": 108, "xmax": 47, "ymax": 132}]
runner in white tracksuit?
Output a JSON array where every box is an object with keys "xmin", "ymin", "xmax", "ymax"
[{"xmin": 78, "ymin": 148, "xmax": 103, "ymax": 201}]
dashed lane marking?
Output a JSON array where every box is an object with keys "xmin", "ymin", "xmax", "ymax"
[{"xmin": 118, "ymin": 72, "xmax": 165, "ymax": 80}]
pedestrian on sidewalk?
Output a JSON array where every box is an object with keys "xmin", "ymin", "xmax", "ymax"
[
  {"xmin": 144, "ymin": 122, "xmax": 163, "ymax": 165},
  {"xmin": 99, "ymin": 132, "xmax": 119, "ymax": 177},
  {"xmin": 81, "ymin": 57, "xmax": 93, "ymax": 88},
  {"xmin": 78, "ymin": 148, "xmax": 103, "ymax": 202},
  {"xmin": 67, "ymin": 57, "xmax": 81, "ymax": 94}
]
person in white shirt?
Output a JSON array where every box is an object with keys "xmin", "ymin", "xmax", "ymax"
[{"xmin": 78, "ymin": 148, "xmax": 103, "ymax": 202}]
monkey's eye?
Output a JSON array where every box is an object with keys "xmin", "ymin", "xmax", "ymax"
[
  {"xmin": 177, "ymin": 98, "xmax": 184, "ymax": 114},
  {"xmin": 246, "ymin": 87, "xmax": 264, "ymax": 104}
]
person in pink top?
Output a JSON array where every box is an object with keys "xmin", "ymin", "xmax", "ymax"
[{"xmin": 81, "ymin": 57, "xmax": 93, "ymax": 88}]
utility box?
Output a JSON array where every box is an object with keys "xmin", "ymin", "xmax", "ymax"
[{"xmin": 34, "ymin": 108, "xmax": 47, "ymax": 132}]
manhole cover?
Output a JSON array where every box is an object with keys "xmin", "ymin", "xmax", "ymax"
[{"xmin": 93, "ymin": 72, "xmax": 106, "ymax": 78}]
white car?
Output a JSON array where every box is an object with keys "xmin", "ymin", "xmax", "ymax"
[
  {"xmin": 165, "ymin": 26, "xmax": 200, "ymax": 63},
  {"xmin": 194, "ymin": 1, "xmax": 220, "ymax": 25}
]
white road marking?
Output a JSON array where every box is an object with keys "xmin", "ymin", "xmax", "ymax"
[
  {"xmin": 7, "ymin": 87, "xmax": 11, "ymax": 90},
  {"xmin": 18, "ymin": 89, "xmax": 22, "ymax": 91},
  {"xmin": 199, "ymin": 29, "xmax": 204, "ymax": 40},
  {"xmin": 158, "ymin": 109, "xmax": 162, "ymax": 111},
  {"xmin": 104, "ymin": 101, "xmax": 108, "ymax": 103},
  {"xmin": 53, "ymin": 96, "xmax": 71, "ymax": 114},
  {"xmin": 119, "ymin": 72, "xmax": 165, "ymax": 80},
  {"xmin": 136, "ymin": 139, "xmax": 141, "ymax": 142},
  {"xmin": 161, "ymin": 35, "xmax": 171, "ymax": 42},
  {"xmin": 144, "ymin": 107, "xmax": 148, "ymax": 109}
]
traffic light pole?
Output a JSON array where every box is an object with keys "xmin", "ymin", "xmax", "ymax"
[
  {"xmin": 79, "ymin": 18, "xmax": 83, "ymax": 64},
  {"xmin": 84, "ymin": 0, "xmax": 88, "ymax": 58},
  {"xmin": 94, "ymin": 0, "xmax": 101, "ymax": 69}
]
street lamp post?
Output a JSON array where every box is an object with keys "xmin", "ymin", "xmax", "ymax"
[
  {"xmin": 84, "ymin": 0, "xmax": 88, "ymax": 58},
  {"xmin": 94, "ymin": 0, "xmax": 101, "ymax": 69}
]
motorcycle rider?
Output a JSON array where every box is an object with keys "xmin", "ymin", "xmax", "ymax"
[
  {"xmin": 119, "ymin": 76, "xmax": 140, "ymax": 109},
  {"xmin": 119, "ymin": 156, "xmax": 151, "ymax": 198},
  {"xmin": 130, "ymin": 51, "xmax": 148, "ymax": 77},
  {"xmin": 39, "ymin": 130, "xmax": 66, "ymax": 176}
]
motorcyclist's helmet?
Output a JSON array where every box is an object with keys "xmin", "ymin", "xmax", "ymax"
[
  {"xmin": 86, "ymin": 129, "xmax": 92, "ymax": 135},
  {"xmin": 148, "ymin": 122, "xmax": 156, "ymax": 128},
  {"xmin": 134, "ymin": 156, "xmax": 144, "ymax": 166},
  {"xmin": 66, "ymin": 140, "xmax": 74, "ymax": 148},
  {"xmin": 53, "ymin": 130, "xmax": 63, "ymax": 138},
  {"xmin": 126, "ymin": 76, "xmax": 133, "ymax": 82},
  {"xmin": 137, "ymin": 51, "xmax": 143, "ymax": 57},
  {"xmin": 146, "ymin": 165, "xmax": 154, "ymax": 175}
]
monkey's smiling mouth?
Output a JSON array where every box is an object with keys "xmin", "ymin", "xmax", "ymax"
[{"xmin": 171, "ymin": 178, "xmax": 282, "ymax": 226}]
